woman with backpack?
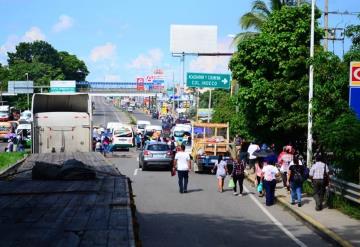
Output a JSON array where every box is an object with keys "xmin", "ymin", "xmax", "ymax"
[
  {"xmin": 212, "ymin": 155, "xmax": 228, "ymax": 193},
  {"xmin": 231, "ymin": 159, "xmax": 245, "ymax": 196},
  {"xmin": 287, "ymin": 156, "xmax": 305, "ymax": 207}
]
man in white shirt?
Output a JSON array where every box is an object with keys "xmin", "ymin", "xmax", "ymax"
[
  {"xmin": 247, "ymin": 141, "xmax": 260, "ymax": 173},
  {"xmin": 310, "ymin": 155, "xmax": 329, "ymax": 211},
  {"xmin": 174, "ymin": 144, "xmax": 191, "ymax": 193}
]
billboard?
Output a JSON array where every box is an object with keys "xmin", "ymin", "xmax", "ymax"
[
  {"xmin": 170, "ymin": 25, "xmax": 217, "ymax": 54},
  {"xmin": 350, "ymin": 62, "xmax": 360, "ymax": 86},
  {"xmin": 8, "ymin": 81, "xmax": 34, "ymax": 94},
  {"xmin": 136, "ymin": 77, "xmax": 145, "ymax": 91},
  {"xmin": 50, "ymin": 80, "xmax": 76, "ymax": 93}
]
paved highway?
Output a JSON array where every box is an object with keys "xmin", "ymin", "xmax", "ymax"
[{"xmin": 91, "ymin": 96, "xmax": 333, "ymax": 247}]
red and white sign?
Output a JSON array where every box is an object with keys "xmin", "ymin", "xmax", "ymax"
[
  {"xmin": 136, "ymin": 77, "xmax": 145, "ymax": 91},
  {"xmin": 350, "ymin": 62, "xmax": 360, "ymax": 86}
]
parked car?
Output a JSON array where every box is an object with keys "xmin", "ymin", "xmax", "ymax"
[
  {"xmin": 138, "ymin": 142, "xmax": 173, "ymax": 170},
  {"xmin": 127, "ymin": 106, "xmax": 133, "ymax": 113}
]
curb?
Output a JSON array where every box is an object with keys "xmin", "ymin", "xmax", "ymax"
[
  {"xmin": 245, "ymin": 173, "xmax": 353, "ymax": 247},
  {"xmin": 0, "ymin": 153, "xmax": 28, "ymax": 177}
]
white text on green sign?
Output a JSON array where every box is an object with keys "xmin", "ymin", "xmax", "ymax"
[{"xmin": 187, "ymin": 73, "xmax": 230, "ymax": 89}]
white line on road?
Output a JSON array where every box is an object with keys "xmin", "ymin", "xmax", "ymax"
[
  {"xmin": 244, "ymin": 185, "xmax": 307, "ymax": 247},
  {"xmin": 133, "ymin": 168, "xmax": 139, "ymax": 176}
]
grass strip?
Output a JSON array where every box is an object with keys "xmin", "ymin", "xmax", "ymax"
[{"xmin": 0, "ymin": 152, "xmax": 27, "ymax": 171}]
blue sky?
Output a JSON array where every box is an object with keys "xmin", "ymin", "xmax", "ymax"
[{"xmin": 0, "ymin": 0, "xmax": 359, "ymax": 86}]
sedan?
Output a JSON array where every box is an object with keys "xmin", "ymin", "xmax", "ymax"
[{"xmin": 139, "ymin": 142, "xmax": 173, "ymax": 170}]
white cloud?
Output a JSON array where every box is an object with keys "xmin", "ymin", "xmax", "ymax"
[
  {"xmin": 0, "ymin": 27, "xmax": 45, "ymax": 64},
  {"xmin": 22, "ymin": 26, "xmax": 46, "ymax": 42},
  {"xmin": 90, "ymin": 43, "xmax": 117, "ymax": 62},
  {"xmin": 189, "ymin": 38, "xmax": 233, "ymax": 73},
  {"xmin": 52, "ymin": 15, "xmax": 74, "ymax": 33},
  {"xmin": 127, "ymin": 48, "xmax": 163, "ymax": 70}
]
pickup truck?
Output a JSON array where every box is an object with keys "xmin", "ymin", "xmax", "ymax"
[{"xmin": 191, "ymin": 122, "xmax": 236, "ymax": 173}]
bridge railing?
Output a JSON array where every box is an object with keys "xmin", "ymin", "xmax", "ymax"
[{"xmin": 329, "ymin": 176, "xmax": 360, "ymax": 205}]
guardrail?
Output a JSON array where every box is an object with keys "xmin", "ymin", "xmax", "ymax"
[{"xmin": 329, "ymin": 176, "xmax": 360, "ymax": 205}]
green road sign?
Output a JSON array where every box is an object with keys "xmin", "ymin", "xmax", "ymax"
[
  {"xmin": 50, "ymin": 87, "xmax": 76, "ymax": 93},
  {"xmin": 186, "ymin": 72, "xmax": 231, "ymax": 89}
]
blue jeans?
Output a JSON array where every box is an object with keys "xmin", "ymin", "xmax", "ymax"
[
  {"xmin": 290, "ymin": 182, "xmax": 302, "ymax": 204},
  {"xmin": 177, "ymin": 170, "xmax": 189, "ymax": 193},
  {"xmin": 263, "ymin": 179, "xmax": 276, "ymax": 206}
]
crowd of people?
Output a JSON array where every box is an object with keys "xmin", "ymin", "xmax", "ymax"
[{"xmin": 234, "ymin": 138, "xmax": 329, "ymax": 210}]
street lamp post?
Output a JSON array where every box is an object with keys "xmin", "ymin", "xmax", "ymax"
[
  {"xmin": 25, "ymin": 73, "xmax": 30, "ymax": 109},
  {"xmin": 307, "ymin": 0, "xmax": 316, "ymax": 167}
]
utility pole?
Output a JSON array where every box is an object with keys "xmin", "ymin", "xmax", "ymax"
[
  {"xmin": 207, "ymin": 89, "xmax": 212, "ymax": 123},
  {"xmin": 324, "ymin": 0, "xmax": 329, "ymax": 51},
  {"xmin": 307, "ymin": 0, "xmax": 315, "ymax": 167}
]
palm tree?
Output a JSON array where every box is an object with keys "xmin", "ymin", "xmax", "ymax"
[{"xmin": 234, "ymin": 0, "xmax": 302, "ymax": 44}]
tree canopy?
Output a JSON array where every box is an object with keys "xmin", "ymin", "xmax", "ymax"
[
  {"xmin": 0, "ymin": 41, "xmax": 89, "ymax": 109},
  {"xmin": 213, "ymin": 4, "xmax": 360, "ymax": 182}
]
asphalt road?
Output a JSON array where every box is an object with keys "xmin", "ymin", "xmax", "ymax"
[{"xmin": 91, "ymin": 96, "xmax": 333, "ymax": 247}]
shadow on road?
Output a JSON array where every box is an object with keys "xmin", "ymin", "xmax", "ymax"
[{"xmin": 135, "ymin": 211, "xmax": 327, "ymax": 247}]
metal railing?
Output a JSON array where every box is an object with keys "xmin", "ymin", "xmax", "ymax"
[{"xmin": 329, "ymin": 176, "xmax": 360, "ymax": 205}]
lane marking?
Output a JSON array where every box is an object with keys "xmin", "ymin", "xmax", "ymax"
[
  {"xmin": 134, "ymin": 168, "xmax": 138, "ymax": 176},
  {"xmin": 244, "ymin": 185, "xmax": 307, "ymax": 247}
]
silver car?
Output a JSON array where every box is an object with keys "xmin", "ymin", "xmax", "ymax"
[{"xmin": 139, "ymin": 142, "xmax": 173, "ymax": 170}]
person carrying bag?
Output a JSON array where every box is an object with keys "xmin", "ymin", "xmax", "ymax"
[{"xmin": 231, "ymin": 160, "xmax": 245, "ymax": 196}]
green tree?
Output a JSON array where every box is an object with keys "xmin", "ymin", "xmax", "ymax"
[
  {"xmin": 8, "ymin": 41, "xmax": 60, "ymax": 68},
  {"xmin": 4, "ymin": 41, "xmax": 89, "ymax": 109},
  {"xmin": 235, "ymin": 0, "xmax": 303, "ymax": 43},
  {"xmin": 199, "ymin": 90, "xmax": 229, "ymax": 108},
  {"xmin": 59, "ymin": 51, "xmax": 89, "ymax": 81},
  {"xmin": 344, "ymin": 14, "xmax": 360, "ymax": 63},
  {"xmin": 223, "ymin": 4, "xmax": 360, "ymax": 181},
  {"xmin": 228, "ymin": 4, "xmax": 323, "ymax": 147}
]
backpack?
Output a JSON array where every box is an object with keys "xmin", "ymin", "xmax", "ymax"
[{"xmin": 292, "ymin": 168, "xmax": 303, "ymax": 184}]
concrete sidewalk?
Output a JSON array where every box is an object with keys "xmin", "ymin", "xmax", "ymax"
[{"xmin": 245, "ymin": 172, "xmax": 360, "ymax": 247}]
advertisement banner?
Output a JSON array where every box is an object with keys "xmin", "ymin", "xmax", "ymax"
[{"xmin": 136, "ymin": 77, "xmax": 145, "ymax": 91}]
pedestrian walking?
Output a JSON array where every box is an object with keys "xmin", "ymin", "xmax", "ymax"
[
  {"xmin": 255, "ymin": 159, "xmax": 264, "ymax": 197},
  {"xmin": 231, "ymin": 159, "xmax": 245, "ymax": 196},
  {"xmin": 279, "ymin": 148, "xmax": 293, "ymax": 188},
  {"xmin": 309, "ymin": 155, "xmax": 329, "ymax": 211},
  {"xmin": 261, "ymin": 163, "xmax": 280, "ymax": 206},
  {"xmin": 174, "ymin": 144, "xmax": 191, "ymax": 194},
  {"xmin": 135, "ymin": 133, "xmax": 142, "ymax": 150},
  {"xmin": 247, "ymin": 140, "xmax": 260, "ymax": 173},
  {"xmin": 239, "ymin": 139, "xmax": 249, "ymax": 166},
  {"xmin": 212, "ymin": 155, "xmax": 228, "ymax": 192},
  {"xmin": 287, "ymin": 156, "xmax": 305, "ymax": 207}
]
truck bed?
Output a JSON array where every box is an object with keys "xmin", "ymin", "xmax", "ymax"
[{"xmin": 0, "ymin": 152, "xmax": 135, "ymax": 247}]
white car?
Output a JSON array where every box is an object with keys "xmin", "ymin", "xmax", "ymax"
[
  {"xmin": 136, "ymin": 120, "xmax": 151, "ymax": 134},
  {"xmin": 127, "ymin": 107, "xmax": 133, "ymax": 112}
]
